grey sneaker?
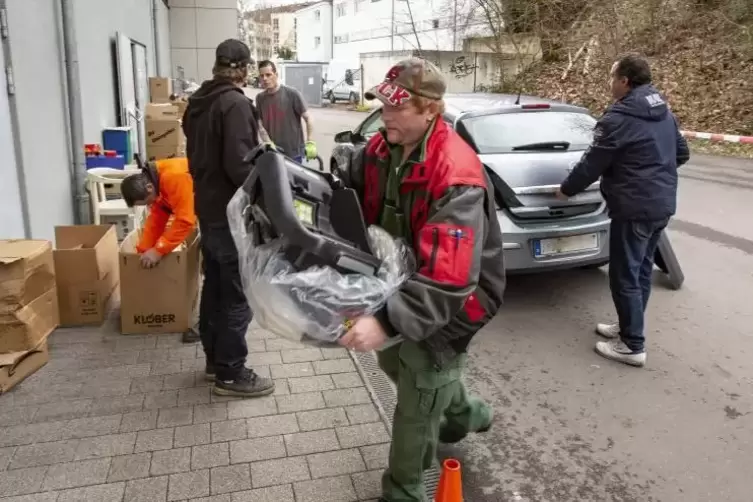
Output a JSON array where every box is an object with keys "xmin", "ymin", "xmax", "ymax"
[
  {"xmin": 213, "ymin": 368, "xmax": 275, "ymax": 397},
  {"xmin": 595, "ymin": 340, "xmax": 646, "ymax": 367},
  {"xmin": 595, "ymin": 323, "xmax": 620, "ymax": 339}
]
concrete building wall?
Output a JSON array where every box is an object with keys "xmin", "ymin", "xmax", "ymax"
[
  {"xmin": 155, "ymin": 0, "xmax": 174, "ymax": 75},
  {"xmin": 295, "ymin": 2, "xmax": 333, "ymax": 62},
  {"xmin": 169, "ymin": 0, "xmax": 239, "ymax": 83}
]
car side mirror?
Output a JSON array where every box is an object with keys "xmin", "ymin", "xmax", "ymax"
[{"xmin": 334, "ymin": 130, "xmax": 353, "ymax": 143}]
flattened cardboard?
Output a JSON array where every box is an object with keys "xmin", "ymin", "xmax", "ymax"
[
  {"xmin": 0, "ymin": 287, "xmax": 59, "ymax": 353},
  {"xmin": 0, "ymin": 240, "xmax": 55, "ymax": 315},
  {"xmin": 54, "ymin": 225, "xmax": 120, "ymax": 326},
  {"xmin": 119, "ymin": 229, "xmax": 200, "ymax": 334},
  {"xmin": 0, "ymin": 341, "xmax": 49, "ymax": 394}
]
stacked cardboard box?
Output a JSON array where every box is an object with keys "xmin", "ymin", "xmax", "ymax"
[
  {"xmin": 146, "ymin": 102, "xmax": 186, "ymax": 162},
  {"xmin": 0, "ymin": 240, "xmax": 60, "ymax": 393},
  {"xmin": 149, "ymin": 77, "xmax": 172, "ymax": 103}
]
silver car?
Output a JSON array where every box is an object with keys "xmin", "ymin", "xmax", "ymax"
[{"xmin": 330, "ymin": 93, "xmax": 611, "ymax": 274}]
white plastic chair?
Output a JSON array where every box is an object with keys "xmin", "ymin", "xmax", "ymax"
[{"xmin": 86, "ymin": 167, "xmax": 143, "ymax": 225}]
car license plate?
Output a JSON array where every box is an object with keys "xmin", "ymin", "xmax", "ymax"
[{"xmin": 533, "ymin": 233, "xmax": 598, "ymax": 257}]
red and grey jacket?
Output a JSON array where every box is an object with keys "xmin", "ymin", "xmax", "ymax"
[{"xmin": 342, "ymin": 119, "xmax": 506, "ymax": 364}]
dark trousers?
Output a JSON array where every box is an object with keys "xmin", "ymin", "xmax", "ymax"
[
  {"xmin": 608, "ymin": 218, "xmax": 669, "ymax": 352},
  {"xmin": 198, "ymin": 224, "xmax": 250, "ymax": 380}
]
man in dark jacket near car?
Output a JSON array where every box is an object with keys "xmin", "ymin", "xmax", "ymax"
[
  {"xmin": 557, "ymin": 54, "xmax": 690, "ymax": 368},
  {"xmin": 182, "ymin": 39, "xmax": 275, "ymax": 397},
  {"xmin": 336, "ymin": 58, "xmax": 506, "ymax": 501}
]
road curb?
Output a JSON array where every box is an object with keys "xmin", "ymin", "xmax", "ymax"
[{"xmin": 682, "ymin": 131, "xmax": 753, "ymax": 144}]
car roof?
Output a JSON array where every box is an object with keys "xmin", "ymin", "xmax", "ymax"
[{"xmin": 442, "ymin": 92, "xmax": 590, "ymax": 120}]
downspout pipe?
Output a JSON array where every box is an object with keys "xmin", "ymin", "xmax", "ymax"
[{"xmin": 61, "ymin": 0, "xmax": 90, "ymax": 224}]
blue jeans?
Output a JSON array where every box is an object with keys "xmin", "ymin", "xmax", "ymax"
[
  {"xmin": 608, "ymin": 218, "xmax": 669, "ymax": 352},
  {"xmin": 198, "ymin": 224, "xmax": 251, "ymax": 380}
]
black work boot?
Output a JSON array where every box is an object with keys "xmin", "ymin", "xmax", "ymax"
[
  {"xmin": 205, "ymin": 363, "xmax": 216, "ymax": 382},
  {"xmin": 182, "ymin": 325, "xmax": 200, "ymax": 344},
  {"xmin": 213, "ymin": 367, "xmax": 275, "ymax": 397}
]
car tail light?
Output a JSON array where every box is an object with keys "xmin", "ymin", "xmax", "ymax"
[{"xmin": 521, "ymin": 104, "xmax": 550, "ymax": 109}]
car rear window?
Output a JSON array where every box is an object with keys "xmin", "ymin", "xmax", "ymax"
[{"xmin": 460, "ymin": 111, "xmax": 597, "ymax": 153}]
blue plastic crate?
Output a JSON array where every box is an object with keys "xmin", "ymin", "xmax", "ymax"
[
  {"xmin": 86, "ymin": 155, "xmax": 126, "ymax": 170},
  {"xmin": 102, "ymin": 127, "xmax": 131, "ymax": 162}
]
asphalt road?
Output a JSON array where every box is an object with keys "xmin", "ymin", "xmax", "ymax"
[{"xmin": 300, "ymin": 105, "xmax": 753, "ymax": 502}]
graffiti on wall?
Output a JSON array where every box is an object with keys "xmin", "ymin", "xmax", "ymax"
[{"xmin": 448, "ymin": 56, "xmax": 478, "ymax": 78}]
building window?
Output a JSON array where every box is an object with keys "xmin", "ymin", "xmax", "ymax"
[
  {"xmin": 336, "ymin": 3, "xmax": 346, "ymax": 17},
  {"xmin": 371, "ymin": 0, "xmax": 381, "ymax": 3},
  {"xmin": 334, "ymin": 34, "xmax": 350, "ymax": 43},
  {"xmin": 314, "ymin": 36, "xmax": 321, "ymax": 47},
  {"xmin": 314, "ymin": 9, "xmax": 321, "ymax": 20},
  {"xmin": 432, "ymin": 18, "xmax": 439, "ymax": 28},
  {"xmin": 273, "ymin": 18, "xmax": 279, "ymax": 30}
]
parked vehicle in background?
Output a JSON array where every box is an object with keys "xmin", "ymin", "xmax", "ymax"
[
  {"xmin": 330, "ymin": 93, "xmax": 611, "ymax": 274},
  {"xmin": 322, "ymin": 59, "xmax": 361, "ymax": 105}
]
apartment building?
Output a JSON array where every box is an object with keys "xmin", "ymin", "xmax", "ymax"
[
  {"xmin": 246, "ymin": 3, "xmax": 311, "ymax": 62},
  {"xmin": 295, "ymin": 1, "xmax": 334, "ymax": 62}
]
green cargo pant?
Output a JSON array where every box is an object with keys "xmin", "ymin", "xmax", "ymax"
[{"xmin": 377, "ymin": 339, "xmax": 492, "ymax": 501}]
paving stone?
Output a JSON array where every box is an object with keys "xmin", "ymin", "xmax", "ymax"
[
  {"xmin": 33, "ymin": 399, "xmax": 93, "ymax": 422},
  {"xmin": 42, "ymin": 457, "xmax": 111, "ymax": 490},
  {"xmin": 168, "ymin": 469, "xmax": 210, "ymax": 501},
  {"xmin": 345, "ymin": 404, "xmax": 381, "ymax": 425},
  {"xmin": 178, "ymin": 387, "xmax": 211, "ymax": 406},
  {"xmin": 89, "ymin": 394, "xmax": 145, "ymax": 416},
  {"xmin": 306, "ymin": 448, "xmax": 367, "ymax": 479},
  {"xmin": 150, "ymin": 360, "xmax": 184, "ymax": 376},
  {"xmin": 143, "ymin": 390, "xmax": 179, "ymax": 410},
  {"xmin": 247, "ymin": 351, "xmax": 282, "ymax": 366},
  {"xmin": 323, "ymin": 388, "xmax": 372, "ymax": 407},
  {"xmin": 158, "ymin": 406, "xmax": 194, "ymax": 428},
  {"xmin": 138, "ymin": 349, "xmax": 171, "ymax": 364},
  {"xmin": 351, "ymin": 470, "xmax": 383, "ymax": 500},
  {"xmin": 9, "ymin": 439, "xmax": 78, "ymax": 469},
  {"xmin": 170, "ymin": 346, "xmax": 198, "ymax": 360},
  {"xmin": 190, "ymin": 495, "xmax": 231, "ymax": 502},
  {"xmin": 229, "ymin": 436, "xmax": 286, "ymax": 464},
  {"xmin": 320, "ymin": 347, "xmax": 350, "ymax": 360},
  {"xmin": 0, "ymin": 406, "xmax": 39, "ymax": 427},
  {"xmin": 0, "ymin": 446, "xmax": 14, "ymax": 470},
  {"xmin": 284, "ymin": 429, "xmax": 340, "ymax": 456},
  {"xmin": 246, "ymin": 340, "xmax": 268, "ymax": 353},
  {"xmin": 175, "ymin": 423, "xmax": 211, "ymax": 448},
  {"xmin": 335, "ymin": 423, "xmax": 390, "ymax": 449},
  {"xmin": 288, "ymin": 375, "xmax": 335, "ymax": 394},
  {"xmin": 193, "ymin": 404, "xmax": 228, "ymax": 424},
  {"xmin": 294, "ymin": 474, "xmax": 357, "ymax": 502},
  {"xmin": 360, "ymin": 443, "xmax": 390, "ymax": 470},
  {"xmin": 64, "ymin": 414, "xmax": 123, "ymax": 439},
  {"xmin": 120, "ymin": 411, "xmax": 158, "ymax": 432},
  {"xmin": 74, "ymin": 432, "xmax": 136, "ymax": 460},
  {"xmin": 295, "ymin": 408, "xmax": 349, "ymax": 432},
  {"xmin": 264, "ymin": 338, "xmax": 305, "ymax": 351},
  {"xmin": 130, "ymin": 375, "xmax": 164, "ymax": 394},
  {"xmin": 0, "ymin": 492, "xmax": 59, "ymax": 502},
  {"xmin": 57, "ymin": 482, "xmax": 126, "ymax": 502},
  {"xmin": 210, "ymin": 419, "xmax": 248, "ymax": 442},
  {"xmin": 331, "ymin": 372, "xmax": 365, "ymax": 389},
  {"xmin": 78, "ymin": 379, "xmax": 133, "ymax": 398},
  {"xmin": 246, "ymin": 413, "xmax": 299, "ymax": 438},
  {"xmin": 163, "ymin": 372, "xmax": 197, "ymax": 390},
  {"xmin": 276, "ymin": 392, "xmax": 325, "ymax": 414},
  {"xmin": 249, "ymin": 457, "xmax": 310, "ymax": 488},
  {"xmin": 272, "ymin": 379, "xmax": 290, "ymax": 396},
  {"xmin": 226, "ymin": 397, "xmax": 277, "ymax": 419},
  {"xmin": 281, "ymin": 348, "xmax": 323, "ymax": 364},
  {"xmin": 191, "ymin": 442, "xmax": 230, "ymax": 470},
  {"xmin": 107, "ymin": 453, "xmax": 151, "ymax": 482},
  {"xmin": 313, "ymin": 359, "xmax": 356, "ymax": 375},
  {"xmin": 0, "ymin": 422, "xmax": 68, "ymax": 448},
  {"xmin": 269, "ymin": 362, "xmax": 315, "ymax": 379},
  {"xmin": 231, "ymin": 483, "xmax": 295, "ymax": 502},
  {"xmin": 210, "ymin": 464, "xmax": 252, "ymax": 494},
  {"xmin": 151, "ymin": 446, "xmax": 191, "ymax": 476},
  {"xmin": 135, "ymin": 428, "xmax": 174, "ymax": 452},
  {"xmin": 124, "ymin": 475, "xmax": 169, "ymax": 502},
  {"xmin": 0, "ymin": 466, "xmax": 47, "ymax": 496}
]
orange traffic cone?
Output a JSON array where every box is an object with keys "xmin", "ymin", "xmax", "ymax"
[{"xmin": 434, "ymin": 458, "xmax": 463, "ymax": 502}]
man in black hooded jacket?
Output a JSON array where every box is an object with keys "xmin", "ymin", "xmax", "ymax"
[
  {"xmin": 558, "ymin": 54, "xmax": 690, "ymax": 368},
  {"xmin": 182, "ymin": 39, "xmax": 275, "ymax": 397}
]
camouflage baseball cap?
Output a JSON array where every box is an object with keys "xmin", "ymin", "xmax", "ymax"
[{"xmin": 364, "ymin": 58, "xmax": 446, "ymax": 106}]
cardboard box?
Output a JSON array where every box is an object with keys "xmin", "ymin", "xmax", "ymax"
[
  {"xmin": 119, "ymin": 229, "xmax": 200, "ymax": 334},
  {"xmin": 0, "ymin": 287, "xmax": 59, "ymax": 353},
  {"xmin": 147, "ymin": 144, "xmax": 186, "ymax": 162},
  {"xmin": 0, "ymin": 341, "xmax": 49, "ymax": 394},
  {"xmin": 149, "ymin": 77, "xmax": 172, "ymax": 103},
  {"xmin": 0, "ymin": 240, "xmax": 56, "ymax": 314},
  {"xmin": 146, "ymin": 103, "xmax": 181, "ymax": 120},
  {"xmin": 53, "ymin": 225, "xmax": 119, "ymax": 326},
  {"xmin": 146, "ymin": 119, "xmax": 185, "ymax": 147}
]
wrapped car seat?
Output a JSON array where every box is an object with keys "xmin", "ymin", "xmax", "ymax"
[{"xmin": 227, "ymin": 145, "xmax": 414, "ymax": 346}]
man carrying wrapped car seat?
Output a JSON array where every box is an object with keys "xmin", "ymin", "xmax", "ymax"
[{"xmin": 336, "ymin": 58, "xmax": 506, "ymax": 501}]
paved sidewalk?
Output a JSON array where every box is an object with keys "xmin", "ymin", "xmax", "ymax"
[{"xmin": 0, "ymin": 319, "xmax": 391, "ymax": 501}]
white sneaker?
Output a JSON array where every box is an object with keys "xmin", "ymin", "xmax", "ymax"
[
  {"xmin": 595, "ymin": 340, "xmax": 646, "ymax": 367},
  {"xmin": 595, "ymin": 323, "xmax": 620, "ymax": 339}
]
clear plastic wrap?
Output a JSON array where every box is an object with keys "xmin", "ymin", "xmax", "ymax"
[{"xmin": 227, "ymin": 187, "xmax": 415, "ymax": 346}]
